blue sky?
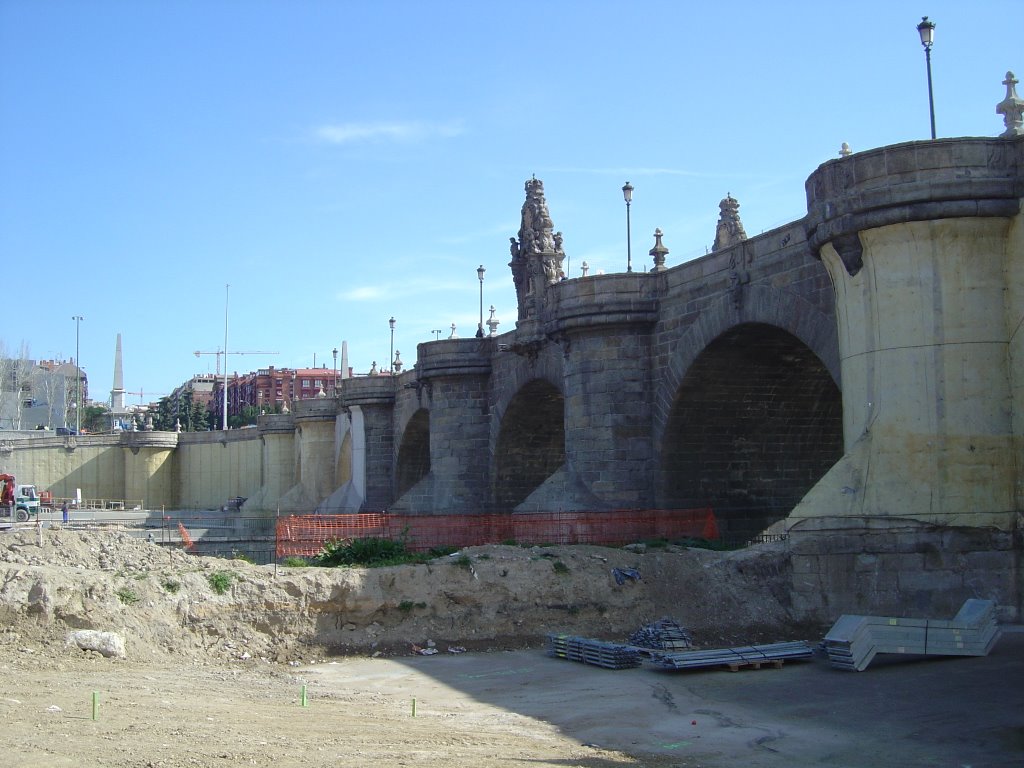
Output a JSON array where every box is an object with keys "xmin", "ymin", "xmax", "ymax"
[{"xmin": 1, "ymin": 1, "xmax": 1020, "ymax": 406}]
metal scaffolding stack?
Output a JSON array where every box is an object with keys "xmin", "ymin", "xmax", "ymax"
[
  {"xmin": 643, "ymin": 641, "xmax": 814, "ymax": 671},
  {"xmin": 823, "ymin": 599, "xmax": 1002, "ymax": 672},
  {"xmin": 545, "ymin": 634, "xmax": 643, "ymax": 669},
  {"xmin": 628, "ymin": 618, "xmax": 693, "ymax": 651}
]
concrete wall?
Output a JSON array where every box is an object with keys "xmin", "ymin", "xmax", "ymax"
[
  {"xmin": 2, "ymin": 435, "xmax": 138, "ymax": 505},
  {"xmin": 176, "ymin": 430, "xmax": 262, "ymax": 510}
]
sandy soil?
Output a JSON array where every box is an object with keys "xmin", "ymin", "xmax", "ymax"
[{"xmin": 0, "ymin": 525, "xmax": 808, "ymax": 767}]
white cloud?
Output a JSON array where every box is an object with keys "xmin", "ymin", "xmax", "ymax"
[
  {"xmin": 338, "ymin": 275, "xmax": 468, "ymax": 303},
  {"xmin": 314, "ymin": 120, "xmax": 464, "ymax": 145}
]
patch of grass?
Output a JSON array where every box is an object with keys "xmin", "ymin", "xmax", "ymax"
[
  {"xmin": 476, "ymin": 553, "xmax": 491, "ymax": 560},
  {"xmin": 428, "ymin": 545, "xmax": 459, "ymax": 558},
  {"xmin": 161, "ymin": 579, "xmax": 180, "ymax": 594},
  {"xmin": 552, "ymin": 560, "xmax": 570, "ymax": 575},
  {"xmin": 452, "ymin": 555, "xmax": 473, "ymax": 571},
  {"xmin": 281, "ymin": 556, "xmax": 309, "ymax": 568},
  {"xmin": 208, "ymin": 571, "xmax": 234, "ymax": 595},
  {"xmin": 397, "ymin": 600, "xmax": 427, "ymax": 613},
  {"xmin": 313, "ymin": 537, "xmax": 432, "ymax": 568},
  {"xmin": 231, "ymin": 550, "xmax": 255, "ymax": 563},
  {"xmin": 115, "ymin": 587, "xmax": 139, "ymax": 605},
  {"xmin": 639, "ymin": 538, "xmax": 670, "ymax": 549}
]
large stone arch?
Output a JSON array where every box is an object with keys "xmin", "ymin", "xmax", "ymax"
[
  {"xmin": 653, "ymin": 285, "xmax": 838, "ymax": 454},
  {"xmin": 658, "ymin": 321, "xmax": 842, "ymax": 538},
  {"xmin": 493, "ymin": 378, "xmax": 566, "ymax": 512},
  {"xmin": 395, "ymin": 408, "xmax": 430, "ymax": 498}
]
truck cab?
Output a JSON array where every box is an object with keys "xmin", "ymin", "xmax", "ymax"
[{"xmin": 15, "ymin": 485, "xmax": 40, "ymax": 521}]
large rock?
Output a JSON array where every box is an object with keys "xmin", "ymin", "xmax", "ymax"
[{"xmin": 67, "ymin": 630, "xmax": 126, "ymax": 658}]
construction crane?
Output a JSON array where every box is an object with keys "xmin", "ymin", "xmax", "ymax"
[
  {"xmin": 125, "ymin": 389, "xmax": 168, "ymax": 405},
  {"xmin": 194, "ymin": 350, "xmax": 279, "ymax": 376}
]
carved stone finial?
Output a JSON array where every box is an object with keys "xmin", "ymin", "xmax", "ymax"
[
  {"xmin": 712, "ymin": 194, "xmax": 748, "ymax": 252},
  {"xmin": 449, "ymin": 323, "xmax": 458, "ymax": 339},
  {"xmin": 839, "ymin": 142, "xmax": 853, "ymax": 157},
  {"xmin": 581, "ymin": 261, "xmax": 589, "ymax": 277},
  {"xmin": 369, "ymin": 361, "xmax": 378, "ymax": 376},
  {"xmin": 486, "ymin": 306, "xmax": 499, "ymax": 337},
  {"xmin": 997, "ymin": 71, "xmax": 1024, "ymax": 137},
  {"xmin": 649, "ymin": 228, "xmax": 669, "ymax": 272},
  {"xmin": 393, "ymin": 351, "xmax": 402, "ymax": 372},
  {"xmin": 510, "ymin": 177, "xmax": 566, "ymax": 320}
]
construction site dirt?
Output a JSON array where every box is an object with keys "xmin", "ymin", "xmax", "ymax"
[{"xmin": 1, "ymin": 527, "xmax": 1021, "ymax": 767}]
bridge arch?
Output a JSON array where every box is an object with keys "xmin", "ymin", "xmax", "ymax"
[
  {"xmin": 395, "ymin": 408, "xmax": 430, "ymax": 498},
  {"xmin": 494, "ymin": 378, "xmax": 566, "ymax": 512},
  {"xmin": 657, "ymin": 319, "xmax": 842, "ymax": 539}
]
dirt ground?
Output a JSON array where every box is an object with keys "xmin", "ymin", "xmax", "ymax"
[{"xmin": 0, "ymin": 524, "xmax": 907, "ymax": 767}]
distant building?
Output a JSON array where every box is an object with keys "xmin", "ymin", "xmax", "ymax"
[
  {"xmin": 204, "ymin": 364, "xmax": 349, "ymax": 427},
  {"xmin": 0, "ymin": 357, "xmax": 88, "ymax": 431}
]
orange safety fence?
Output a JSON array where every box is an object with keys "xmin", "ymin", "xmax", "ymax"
[
  {"xmin": 178, "ymin": 522, "xmax": 195, "ymax": 550},
  {"xmin": 275, "ymin": 508, "xmax": 717, "ymax": 559}
]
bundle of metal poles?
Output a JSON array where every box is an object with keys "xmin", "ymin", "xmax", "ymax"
[{"xmin": 545, "ymin": 634, "xmax": 643, "ymax": 669}]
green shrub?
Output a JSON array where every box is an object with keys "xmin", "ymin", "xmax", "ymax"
[
  {"xmin": 161, "ymin": 579, "xmax": 180, "ymax": 594},
  {"xmin": 397, "ymin": 600, "xmax": 426, "ymax": 613},
  {"xmin": 115, "ymin": 587, "xmax": 139, "ymax": 605},
  {"xmin": 281, "ymin": 556, "xmax": 308, "ymax": 568},
  {"xmin": 231, "ymin": 550, "xmax": 255, "ymax": 563},
  {"xmin": 208, "ymin": 571, "xmax": 234, "ymax": 595},
  {"xmin": 313, "ymin": 537, "xmax": 430, "ymax": 568},
  {"xmin": 453, "ymin": 555, "xmax": 473, "ymax": 571},
  {"xmin": 428, "ymin": 545, "xmax": 459, "ymax": 558},
  {"xmin": 552, "ymin": 560, "xmax": 570, "ymax": 574}
]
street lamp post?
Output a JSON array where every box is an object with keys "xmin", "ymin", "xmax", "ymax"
[
  {"xmin": 71, "ymin": 315, "xmax": 83, "ymax": 433},
  {"xmin": 917, "ymin": 16, "xmax": 936, "ymax": 140},
  {"xmin": 389, "ymin": 318, "xmax": 396, "ymax": 375},
  {"xmin": 622, "ymin": 182, "xmax": 634, "ymax": 272},
  {"xmin": 332, "ymin": 347, "xmax": 338, "ymax": 394},
  {"xmin": 476, "ymin": 265, "xmax": 486, "ymax": 338}
]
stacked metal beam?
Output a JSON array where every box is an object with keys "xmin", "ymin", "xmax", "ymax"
[
  {"xmin": 823, "ymin": 599, "xmax": 1002, "ymax": 672},
  {"xmin": 545, "ymin": 634, "xmax": 643, "ymax": 669},
  {"xmin": 643, "ymin": 641, "xmax": 814, "ymax": 671},
  {"xmin": 628, "ymin": 618, "xmax": 693, "ymax": 651}
]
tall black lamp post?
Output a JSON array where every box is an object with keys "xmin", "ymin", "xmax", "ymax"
[
  {"xmin": 917, "ymin": 16, "xmax": 936, "ymax": 140},
  {"xmin": 476, "ymin": 265, "xmax": 486, "ymax": 338},
  {"xmin": 622, "ymin": 182, "xmax": 634, "ymax": 272},
  {"xmin": 388, "ymin": 318, "xmax": 396, "ymax": 375}
]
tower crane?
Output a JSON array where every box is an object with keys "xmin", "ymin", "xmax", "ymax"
[
  {"xmin": 125, "ymin": 389, "xmax": 168, "ymax": 405},
  {"xmin": 194, "ymin": 350, "xmax": 279, "ymax": 376}
]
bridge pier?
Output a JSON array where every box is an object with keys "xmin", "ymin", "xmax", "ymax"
[
  {"xmin": 794, "ymin": 138, "xmax": 1023, "ymax": 531},
  {"xmin": 392, "ymin": 339, "xmax": 493, "ymax": 514},
  {"xmin": 547, "ymin": 278, "xmax": 660, "ymax": 509},
  {"xmin": 121, "ymin": 432, "xmax": 178, "ymax": 509}
]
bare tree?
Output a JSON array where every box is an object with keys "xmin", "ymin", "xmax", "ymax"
[{"xmin": 0, "ymin": 341, "xmax": 33, "ymax": 430}]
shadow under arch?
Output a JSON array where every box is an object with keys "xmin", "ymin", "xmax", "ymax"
[
  {"xmin": 658, "ymin": 322, "xmax": 842, "ymax": 539},
  {"xmin": 494, "ymin": 378, "xmax": 565, "ymax": 513},
  {"xmin": 395, "ymin": 408, "xmax": 430, "ymax": 498}
]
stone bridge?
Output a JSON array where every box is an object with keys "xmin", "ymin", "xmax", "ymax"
[
  {"xmin": 325, "ymin": 135, "xmax": 1024, "ymax": 548},
  {"xmin": 329, "ymin": 185, "xmax": 841, "ymax": 539},
  {"xmin": 5, "ymin": 132, "xmax": 1023, "ymax": 621}
]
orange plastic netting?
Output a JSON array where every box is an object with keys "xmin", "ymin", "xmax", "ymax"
[{"xmin": 275, "ymin": 508, "xmax": 717, "ymax": 558}]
